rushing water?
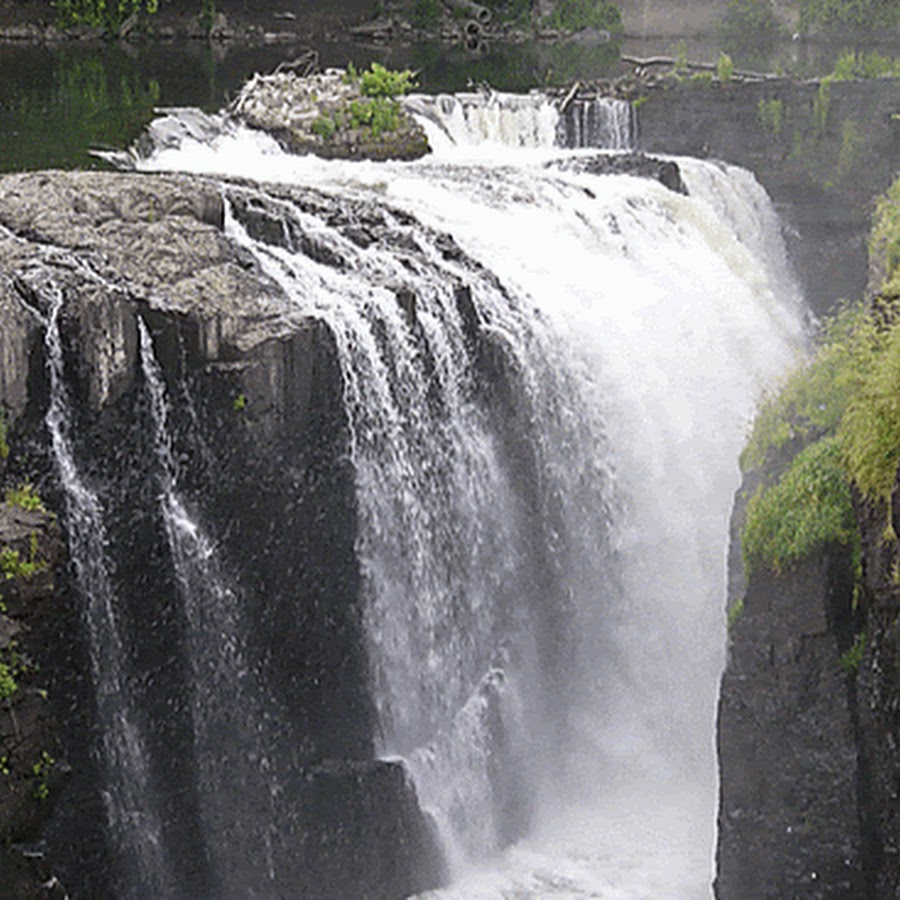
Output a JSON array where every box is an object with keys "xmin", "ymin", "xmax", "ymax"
[
  {"xmin": 138, "ymin": 320, "xmax": 288, "ymax": 895},
  {"xmin": 16, "ymin": 272, "xmax": 175, "ymax": 896},
  {"xmin": 124, "ymin": 90, "xmax": 809, "ymax": 897}
]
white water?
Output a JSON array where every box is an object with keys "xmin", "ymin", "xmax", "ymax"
[
  {"xmin": 19, "ymin": 274, "xmax": 174, "ymax": 897},
  {"xmin": 138, "ymin": 320, "xmax": 283, "ymax": 895},
  {"xmin": 136, "ymin": 95, "xmax": 807, "ymax": 897}
]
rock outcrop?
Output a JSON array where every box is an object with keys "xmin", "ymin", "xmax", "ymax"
[
  {"xmin": 230, "ymin": 68, "xmax": 430, "ymax": 162},
  {"xmin": 716, "ymin": 544, "xmax": 868, "ymax": 897},
  {"xmin": 0, "ymin": 169, "xmax": 445, "ymax": 898},
  {"xmin": 0, "ymin": 502, "xmax": 67, "ymax": 899}
]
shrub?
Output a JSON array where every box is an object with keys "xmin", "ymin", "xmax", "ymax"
[
  {"xmin": 5, "ymin": 483, "xmax": 45, "ymax": 513},
  {"xmin": 544, "ymin": 0, "xmax": 623, "ymax": 32},
  {"xmin": 757, "ymin": 98, "xmax": 783, "ymax": 138},
  {"xmin": 799, "ymin": 0, "xmax": 900, "ymax": 31},
  {"xmin": 831, "ymin": 50, "xmax": 900, "ymax": 80},
  {"xmin": 839, "ymin": 632, "xmax": 866, "ymax": 672},
  {"xmin": 354, "ymin": 62, "xmax": 417, "ymax": 99},
  {"xmin": 54, "ymin": 0, "xmax": 158, "ymax": 32},
  {"xmin": 740, "ymin": 303, "xmax": 878, "ymax": 472},
  {"xmin": 410, "ymin": 0, "xmax": 441, "ymax": 29},
  {"xmin": 742, "ymin": 437, "xmax": 858, "ymax": 575},
  {"xmin": 840, "ymin": 319, "xmax": 900, "ymax": 502},
  {"xmin": 716, "ymin": 52, "xmax": 735, "ymax": 82}
]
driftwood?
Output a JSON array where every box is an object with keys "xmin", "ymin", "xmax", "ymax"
[{"xmin": 620, "ymin": 54, "xmax": 787, "ymax": 83}]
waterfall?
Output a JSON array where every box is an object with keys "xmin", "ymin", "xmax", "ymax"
[
  {"xmin": 26, "ymin": 278, "xmax": 175, "ymax": 897},
  {"xmin": 402, "ymin": 91, "xmax": 634, "ymax": 152},
  {"xmin": 127, "ymin": 90, "xmax": 807, "ymax": 895},
  {"xmin": 138, "ymin": 320, "xmax": 284, "ymax": 896}
]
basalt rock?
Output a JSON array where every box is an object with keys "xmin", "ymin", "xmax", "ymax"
[
  {"xmin": 548, "ymin": 152, "xmax": 686, "ymax": 194},
  {"xmin": 0, "ymin": 503, "xmax": 67, "ymax": 899},
  {"xmin": 0, "ymin": 169, "xmax": 445, "ymax": 898}
]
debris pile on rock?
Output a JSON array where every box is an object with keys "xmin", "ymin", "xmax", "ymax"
[{"xmin": 229, "ymin": 66, "xmax": 430, "ymax": 162}]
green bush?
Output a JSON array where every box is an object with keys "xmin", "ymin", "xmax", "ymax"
[
  {"xmin": 5, "ymin": 484, "xmax": 45, "ymax": 513},
  {"xmin": 0, "ymin": 656, "xmax": 16, "ymax": 701},
  {"xmin": 351, "ymin": 62, "xmax": 417, "ymax": 99},
  {"xmin": 799, "ymin": 0, "xmax": 900, "ymax": 30},
  {"xmin": 757, "ymin": 98, "xmax": 784, "ymax": 138},
  {"xmin": 839, "ymin": 631, "xmax": 866, "ymax": 672},
  {"xmin": 544, "ymin": 0, "xmax": 622, "ymax": 32},
  {"xmin": 740, "ymin": 303, "xmax": 879, "ymax": 472},
  {"xmin": 870, "ymin": 175, "xmax": 900, "ymax": 294},
  {"xmin": 54, "ymin": 0, "xmax": 158, "ymax": 32},
  {"xmin": 716, "ymin": 52, "xmax": 735, "ymax": 82},
  {"xmin": 831, "ymin": 50, "xmax": 900, "ymax": 80},
  {"xmin": 840, "ymin": 320, "xmax": 900, "ymax": 502},
  {"xmin": 410, "ymin": 0, "xmax": 442, "ymax": 29},
  {"xmin": 742, "ymin": 437, "xmax": 858, "ymax": 575}
]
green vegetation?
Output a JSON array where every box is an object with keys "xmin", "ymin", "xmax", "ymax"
[
  {"xmin": 410, "ymin": 0, "xmax": 441, "ymax": 29},
  {"xmin": 870, "ymin": 173, "xmax": 900, "ymax": 299},
  {"xmin": 1, "ymin": 547, "xmax": 40, "ymax": 581},
  {"xmin": 354, "ymin": 62, "xmax": 417, "ymax": 99},
  {"xmin": 839, "ymin": 631, "xmax": 866, "ymax": 672},
  {"xmin": 5, "ymin": 484, "xmax": 45, "ymax": 513},
  {"xmin": 54, "ymin": 0, "xmax": 158, "ymax": 33},
  {"xmin": 0, "ymin": 411, "xmax": 8, "ymax": 462},
  {"xmin": 716, "ymin": 52, "xmax": 735, "ymax": 83},
  {"xmin": 543, "ymin": 0, "xmax": 622, "ymax": 33},
  {"xmin": 0, "ymin": 655, "xmax": 17, "ymax": 701},
  {"xmin": 743, "ymin": 438, "xmax": 857, "ymax": 575},
  {"xmin": 726, "ymin": 597, "xmax": 745, "ymax": 632},
  {"xmin": 323, "ymin": 63, "xmax": 417, "ymax": 139},
  {"xmin": 741, "ymin": 176, "xmax": 900, "ymax": 574},
  {"xmin": 830, "ymin": 50, "xmax": 900, "ymax": 80},
  {"xmin": 799, "ymin": 0, "xmax": 900, "ymax": 31},
  {"xmin": 32, "ymin": 751, "xmax": 55, "ymax": 801},
  {"xmin": 757, "ymin": 98, "xmax": 784, "ymax": 138},
  {"xmin": 232, "ymin": 393, "xmax": 247, "ymax": 412}
]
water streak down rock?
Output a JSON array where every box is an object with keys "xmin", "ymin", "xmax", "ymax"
[{"xmin": 0, "ymin": 170, "xmax": 444, "ymax": 899}]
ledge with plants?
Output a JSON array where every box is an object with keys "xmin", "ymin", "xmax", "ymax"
[
  {"xmin": 229, "ymin": 62, "xmax": 430, "ymax": 162},
  {"xmin": 739, "ymin": 174, "xmax": 900, "ymax": 584}
]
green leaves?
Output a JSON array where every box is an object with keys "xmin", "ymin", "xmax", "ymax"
[{"xmin": 742, "ymin": 437, "xmax": 857, "ymax": 575}]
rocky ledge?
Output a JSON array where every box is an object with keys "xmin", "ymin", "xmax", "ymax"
[
  {"xmin": 229, "ymin": 67, "xmax": 430, "ymax": 162},
  {"xmin": 0, "ymin": 168, "xmax": 448, "ymax": 897}
]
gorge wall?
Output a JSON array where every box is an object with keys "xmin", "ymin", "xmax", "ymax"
[
  {"xmin": 715, "ymin": 180, "xmax": 900, "ymax": 897},
  {"xmin": 638, "ymin": 78, "xmax": 900, "ymax": 316},
  {"xmin": 0, "ymin": 170, "xmax": 444, "ymax": 898}
]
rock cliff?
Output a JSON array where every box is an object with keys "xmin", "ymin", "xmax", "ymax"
[
  {"xmin": 0, "ymin": 169, "xmax": 444, "ymax": 898},
  {"xmin": 716, "ymin": 177, "xmax": 900, "ymax": 898}
]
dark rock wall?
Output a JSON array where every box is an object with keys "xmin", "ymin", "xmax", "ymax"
[
  {"xmin": 0, "ymin": 504, "xmax": 67, "ymax": 899},
  {"xmin": 855, "ymin": 485, "xmax": 900, "ymax": 897},
  {"xmin": 638, "ymin": 79, "xmax": 900, "ymax": 317},
  {"xmin": 716, "ymin": 546, "xmax": 868, "ymax": 898},
  {"xmin": 0, "ymin": 170, "xmax": 444, "ymax": 899}
]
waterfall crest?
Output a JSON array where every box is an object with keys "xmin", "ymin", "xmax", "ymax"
[{"xmin": 77, "ymin": 88, "xmax": 809, "ymax": 895}]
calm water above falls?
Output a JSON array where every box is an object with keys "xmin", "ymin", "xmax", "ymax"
[{"xmin": 134, "ymin": 96, "xmax": 808, "ymax": 897}]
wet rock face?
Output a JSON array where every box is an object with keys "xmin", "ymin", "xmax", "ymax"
[
  {"xmin": 0, "ymin": 504, "xmax": 67, "ymax": 898},
  {"xmin": 856, "ymin": 486, "xmax": 900, "ymax": 898},
  {"xmin": 715, "ymin": 547, "xmax": 867, "ymax": 898},
  {"xmin": 548, "ymin": 152, "xmax": 687, "ymax": 193},
  {"xmin": 0, "ymin": 169, "xmax": 444, "ymax": 898}
]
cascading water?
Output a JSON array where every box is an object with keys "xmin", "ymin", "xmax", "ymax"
[
  {"xmin": 21, "ymin": 274, "xmax": 174, "ymax": 896},
  {"xmin": 138, "ymin": 319, "xmax": 286, "ymax": 895},
  {"xmin": 127, "ymin": 89, "xmax": 807, "ymax": 896}
]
